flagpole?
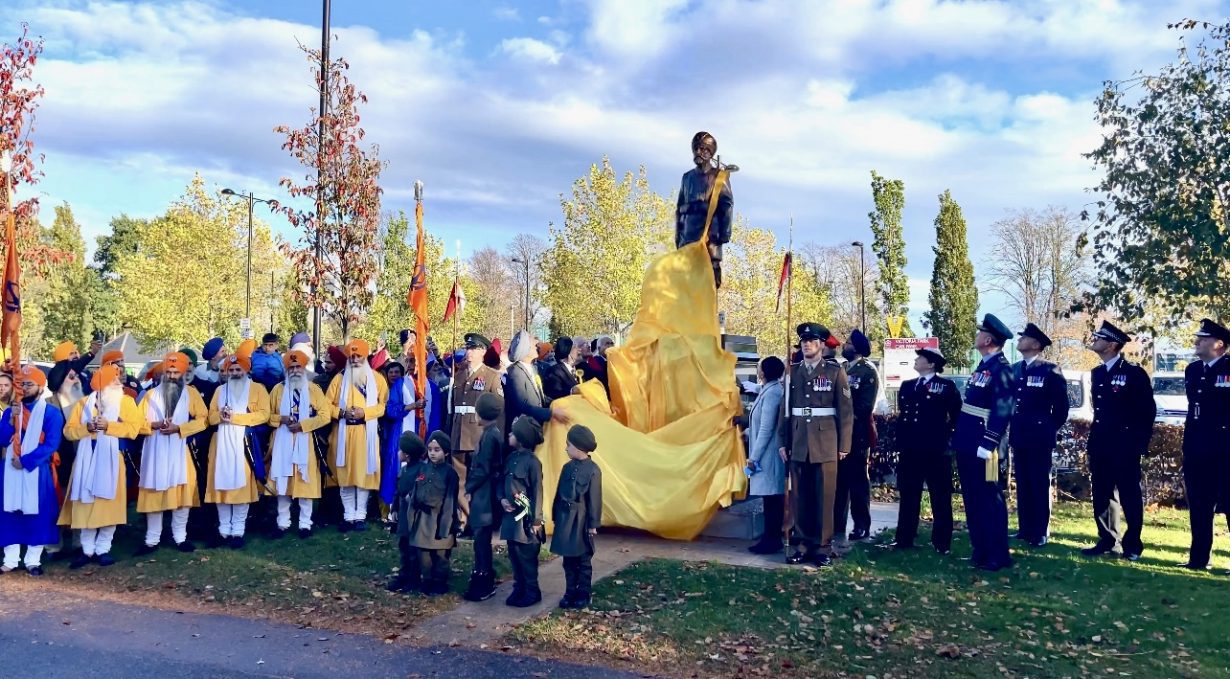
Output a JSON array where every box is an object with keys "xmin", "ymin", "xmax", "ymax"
[
  {"xmin": 1, "ymin": 150, "xmax": 23, "ymax": 456},
  {"xmin": 781, "ymin": 216, "xmax": 794, "ymax": 545}
]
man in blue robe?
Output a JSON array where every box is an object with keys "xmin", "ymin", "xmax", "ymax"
[{"xmin": 0, "ymin": 366, "xmax": 66, "ymax": 575}]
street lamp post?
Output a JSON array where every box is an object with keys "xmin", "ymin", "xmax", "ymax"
[
  {"xmin": 851, "ymin": 241, "xmax": 866, "ymax": 331},
  {"xmin": 511, "ymin": 256, "xmax": 531, "ymax": 332},
  {"xmin": 222, "ymin": 188, "xmax": 273, "ymax": 324}
]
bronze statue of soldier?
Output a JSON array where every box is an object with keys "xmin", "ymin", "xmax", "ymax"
[{"xmin": 675, "ymin": 131, "xmax": 735, "ymax": 288}]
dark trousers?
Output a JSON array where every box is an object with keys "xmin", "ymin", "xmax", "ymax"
[
  {"xmin": 1089, "ymin": 451, "xmax": 1144, "ymax": 553},
  {"xmin": 835, "ymin": 445, "xmax": 872, "ymax": 536},
  {"xmin": 895, "ymin": 449, "xmax": 954, "ymax": 551},
  {"xmin": 397, "ymin": 536, "xmax": 421, "ymax": 585},
  {"xmin": 1012, "ymin": 446, "xmax": 1054, "ymax": 542},
  {"xmin": 472, "ymin": 525, "xmax": 494, "ymax": 575},
  {"xmin": 563, "ymin": 553, "xmax": 594, "ymax": 600},
  {"xmin": 956, "ymin": 449, "xmax": 1010, "ymax": 567},
  {"xmin": 1183, "ymin": 452, "xmax": 1227, "ymax": 567},
  {"xmin": 793, "ymin": 460, "xmax": 837, "ymax": 553},
  {"xmin": 508, "ymin": 541, "xmax": 541, "ymax": 599},
  {"xmin": 400, "ymin": 538, "xmax": 450, "ymax": 586},
  {"xmin": 757, "ymin": 494, "xmax": 785, "ymax": 545}
]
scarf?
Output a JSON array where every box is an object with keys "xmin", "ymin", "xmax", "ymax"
[
  {"xmin": 271, "ymin": 380, "xmax": 311, "ymax": 495},
  {"xmin": 335, "ymin": 366, "xmax": 379, "ymax": 474},
  {"xmin": 400, "ymin": 378, "xmax": 418, "ymax": 436},
  {"xmin": 3, "ymin": 400, "xmax": 47, "ymax": 514},
  {"xmin": 214, "ymin": 378, "xmax": 252, "ymax": 492},
  {"xmin": 140, "ymin": 383, "xmax": 192, "ymax": 491},
  {"xmin": 68, "ymin": 391, "xmax": 121, "ymax": 503}
]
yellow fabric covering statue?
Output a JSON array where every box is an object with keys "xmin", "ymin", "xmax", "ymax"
[{"xmin": 542, "ymin": 170, "xmax": 747, "ymax": 540}]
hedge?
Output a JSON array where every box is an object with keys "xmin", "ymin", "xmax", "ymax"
[{"xmin": 870, "ymin": 415, "xmax": 1188, "ymax": 507}]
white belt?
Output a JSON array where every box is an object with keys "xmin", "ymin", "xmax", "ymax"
[
  {"xmin": 791, "ymin": 407, "xmax": 835, "ymax": 417},
  {"xmin": 454, "ymin": 406, "xmax": 476, "ymax": 415},
  {"xmin": 961, "ymin": 403, "xmax": 990, "ymax": 419}
]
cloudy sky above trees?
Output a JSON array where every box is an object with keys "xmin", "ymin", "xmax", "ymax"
[{"xmin": 5, "ymin": 0, "xmax": 1225, "ymax": 327}]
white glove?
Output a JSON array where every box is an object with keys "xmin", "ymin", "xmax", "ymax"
[{"xmin": 976, "ymin": 447, "xmax": 993, "ymax": 460}]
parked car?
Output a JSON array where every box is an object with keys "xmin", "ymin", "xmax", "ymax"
[
  {"xmin": 1152, "ymin": 372, "xmax": 1187, "ymax": 426},
  {"xmin": 1062, "ymin": 369, "xmax": 1093, "ymax": 422}
]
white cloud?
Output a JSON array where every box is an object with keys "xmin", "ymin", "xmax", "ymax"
[
  {"xmin": 493, "ymin": 6, "xmax": 519, "ymax": 22},
  {"xmin": 499, "ymin": 37, "xmax": 563, "ymax": 65}
]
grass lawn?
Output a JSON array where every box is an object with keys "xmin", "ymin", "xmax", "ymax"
[
  {"xmin": 511, "ymin": 502, "xmax": 1230, "ymax": 678},
  {"xmin": 40, "ymin": 502, "xmax": 480, "ymax": 639}
]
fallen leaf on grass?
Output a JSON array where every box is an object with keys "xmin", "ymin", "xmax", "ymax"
[{"xmin": 936, "ymin": 643, "xmax": 962, "ymax": 659}]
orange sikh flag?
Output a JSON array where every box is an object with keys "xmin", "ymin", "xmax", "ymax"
[
  {"xmin": 2, "ymin": 153, "xmax": 24, "ymax": 454},
  {"xmin": 407, "ymin": 188, "xmax": 429, "ymax": 434}
]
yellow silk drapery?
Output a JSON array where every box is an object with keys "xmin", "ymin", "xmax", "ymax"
[{"xmin": 541, "ymin": 203, "xmax": 747, "ymax": 540}]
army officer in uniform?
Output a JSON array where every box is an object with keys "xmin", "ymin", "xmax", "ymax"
[
  {"xmin": 1009, "ymin": 323, "xmax": 1070, "ymax": 547},
  {"xmin": 778, "ymin": 323, "xmax": 853, "ymax": 567},
  {"xmin": 1179, "ymin": 318, "xmax": 1230, "ymax": 570},
  {"xmin": 893, "ymin": 347, "xmax": 962, "ymax": 553},
  {"xmin": 449, "ymin": 333, "xmax": 504, "ymax": 532}
]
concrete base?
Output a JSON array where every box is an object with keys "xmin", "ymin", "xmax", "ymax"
[{"xmin": 700, "ymin": 497, "xmax": 763, "ymax": 540}]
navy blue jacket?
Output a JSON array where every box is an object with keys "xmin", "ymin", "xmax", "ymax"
[
  {"xmin": 1183, "ymin": 356, "xmax": 1230, "ymax": 458},
  {"xmin": 1008, "ymin": 358, "xmax": 1070, "ymax": 450},
  {"xmin": 896, "ymin": 375, "xmax": 962, "ymax": 456},
  {"xmin": 1088, "ymin": 356, "xmax": 1154, "ymax": 456},
  {"xmin": 953, "ymin": 352, "xmax": 1016, "ymax": 454}
]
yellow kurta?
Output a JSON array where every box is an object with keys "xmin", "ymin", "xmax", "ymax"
[
  {"xmin": 325, "ymin": 371, "xmax": 388, "ymax": 490},
  {"xmin": 265, "ymin": 382, "xmax": 331, "ymax": 499},
  {"xmin": 204, "ymin": 380, "xmax": 271, "ymax": 505},
  {"xmin": 58, "ymin": 395, "xmax": 143, "ymax": 529},
  {"xmin": 136, "ymin": 387, "xmax": 209, "ymax": 513}
]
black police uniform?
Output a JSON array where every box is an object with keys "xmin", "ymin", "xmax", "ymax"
[
  {"xmin": 894, "ymin": 362, "xmax": 962, "ymax": 552},
  {"xmin": 836, "ymin": 356, "xmax": 878, "ymax": 540},
  {"xmin": 1181, "ymin": 319, "xmax": 1230, "ymax": 568},
  {"xmin": 1009, "ymin": 338, "xmax": 1070, "ymax": 545},
  {"xmin": 1086, "ymin": 328, "xmax": 1155, "ymax": 558}
]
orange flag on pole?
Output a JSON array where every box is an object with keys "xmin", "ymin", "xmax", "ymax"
[
  {"xmin": 407, "ymin": 181, "xmax": 429, "ymax": 434},
  {"xmin": 1, "ymin": 150, "xmax": 24, "ymax": 454}
]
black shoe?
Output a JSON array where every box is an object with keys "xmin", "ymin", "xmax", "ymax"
[
  {"xmin": 206, "ymin": 533, "xmax": 226, "ymax": 549},
  {"xmin": 1177, "ymin": 561, "xmax": 1209, "ymax": 570},
  {"xmin": 28, "ymin": 566, "xmax": 44, "ymax": 576},
  {"xmin": 424, "ymin": 580, "xmax": 449, "ymax": 596},
  {"xmin": 1010, "ymin": 531, "xmax": 1024, "ymax": 540},
  {"xmin": 69, "ymin": 554, "xmax": 93, "ymax": 570},
  {"xmin": 1081, "ymin": 543, "xmax": 1116, "ymax": 557},
  {"xmin": 848, "ymin": 529, "xmax": 870, "ymax": 542},
  {"xmin": 890, "ymin": 541, "xmax": 916, "ymax": 550},
  {"xmin": 977, "ymin": 558, "xmax": 1014, "ymax": 572},
  {"xmin": 463, "ymin": 574, "xmax": 498, "ymax": 602},
  {"xmin": 558, "ymin": 596, "xmax": 576, "ymax": 609},
  {"xmin": 571, "ymin": 597, "xmax": 591, "ymax": 609},
  {"xmin": 97, "ymin": 554, "xmax": 116, "ymax": 567},
  {"xmin": 786, "ymin": 549, "xmax": 809, "ymax": 565},
  {"xmin": 748, "ymin": 540, "xmax": 784, "ymax": 555},
  {"xmin": 227, "ymin": 536, "xmax": 245, "ymax": 550},
  {"xmin": 1027, "ymin": 537, "xmax": 1049, "ymax": 547},
  {"xmin": 810, "ymin": 552, "xmax": 833, "ymax": 568},
  {"xmin": 135, "ymin": 543, "xmax": 159, "ymax": 556},
  {"xmin": 270, "ymin": 528, "xmax": 286, "ymax": 539},
  {"xmin": 387, "ymin": 576, "xmax": 420, "ymax": 593},
  {"xmin": 176, "ymin": 540, "xmax": 196, "ymax": 553},
  {"xmin": 352, "ymin": 520, "xmax": 367, "ymax": 532},
  {"xmin": 1122, "ymin": 551, "xmax": 1142, "ymax": 562},
  {"xmin": 338, "ymin": 521, "xmax": 353, "ymax": 534},
  {"xmin": 298, "ymin": 528, "xmax": 313, "ymax": 539}
]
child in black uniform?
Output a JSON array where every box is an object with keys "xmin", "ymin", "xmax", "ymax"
[
  {"xmin": 551, "ymin": 425, "xmax": 602, "ymax": 609},
  {"xmin": 462, "ymin": 392, "xmax": 504, "ymax": 601},
  {"xmin": 500, "ymin": 415, "xmax": 544, "ymax": 608}
]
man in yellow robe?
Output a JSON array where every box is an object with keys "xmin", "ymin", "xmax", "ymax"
[
  {"xmin": 58, "ymin": 366, "xmax": 142, "ymax": 568},
  {"xmin": 326, "ymin": 339, "xmax": 387, "ymax": 531},
  {"xmin": 267, "ymin": 350, "xmax": 331, "ymax": 538},
  {"xmin": 204, "ymin": 353, "xmax": 270, "ymax": 549},
  {"xmin": 136, "ymin": 352, "xmax": 209, "ymax": 555}
]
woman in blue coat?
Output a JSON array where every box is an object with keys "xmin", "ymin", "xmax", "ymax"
[{"xmin": 746, "ymin": 356, "xmax": 786, "ymax": 555}]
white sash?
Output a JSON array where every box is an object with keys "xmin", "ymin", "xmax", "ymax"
[
  {"xmin": 335, "ymin": 367, "xmax": 379, "ymax": 474},
  {"xmin": 400, "ymin": 378, "xmax": 417, "ymax": 435},
  {"xmin": 3, "ymin": 400, "xmax": 47, "ymax": 514},
  {"xmin": 214, "ymin": 379, "xmax": 252, "ymax": 492},
  {"xmin": 69, "ymin": 392, "xmax": 121, "ymax": 503},
  {"xmin": 271, "ymin": 381, "xmax": 311, "ymax": 495},
  {"xmin": 140, "ymin": 384, "xmax": 192, "ymax": 491}
]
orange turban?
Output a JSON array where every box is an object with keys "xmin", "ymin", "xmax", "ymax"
[
  {"xmin": 53, "ymin": 341, "xmax": 77, "ymax": 362},
  {"xmin": 283, "ymin": 350, "xmax": 310, "ymax": 369},
  {"xmin": 236, "ymin": 339, "xmax": 257, "ymax": 361},
  {"xmin": 223, "ymin": 354, "xmax": 251, "ymax": 373},
  {"xmin": 21, "ymin": 365, "xmax": 47, "ymax": 389},
  {"xmin": 91, "ymin": 365, "xmax": 121, "ymax": 391},
  {"xmin": 163, "ymin": 352, "xmax": 190, "ymax": 373},
  {"xmin": 147, "ymin": 363, "xmax": 165, "ymax": 380},
  {"xmin": 101, "ymin": 350, "xmax": 125, "ymax": 365},
  {"xmin": 345, "ymin": 339, "xmax": 371, "ymax": 358}
]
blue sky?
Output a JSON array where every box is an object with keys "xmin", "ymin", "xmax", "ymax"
[{"xmin": 4, "ymin": 0, "xmax": 1227, "ymax": 330}]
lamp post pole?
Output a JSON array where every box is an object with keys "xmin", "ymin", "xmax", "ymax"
[{"xmin": 223, "ymin": 188, "xmax": 272, "ymax": 327}]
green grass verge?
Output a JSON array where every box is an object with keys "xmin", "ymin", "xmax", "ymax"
[{"xmin": 511, "ymin": 503, "xmax": 1230, "ymax": 678}]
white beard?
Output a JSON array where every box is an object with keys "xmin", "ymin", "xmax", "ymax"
[
  {"xmin": 287, "ymin": 375, "xmax": 307, "ymax": 391},
  {"xmin": 58, "ymin": 382, "xmax": 84, "ymax": 406},
  {"xmin": 349, "ymin": 364, "xmax": 370, "ymax": 383},
  {"xmin": 100, "ymin": 385, "xmax": 124, "ymax": 411}
]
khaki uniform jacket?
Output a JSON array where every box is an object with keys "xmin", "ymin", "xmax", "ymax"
[
  {"xmin": 449, "ymin": 364, "xmax": 504, "ymax": 452},
  {"xmin": 779, "ymin": 359, "xmax": 853, "ymax": 463}
]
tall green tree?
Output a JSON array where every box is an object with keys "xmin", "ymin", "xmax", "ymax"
[
  {"xmin": 542, "ymin": 158, "xmax": 674, "ymax": 336},
  {"xmin": 94, "ymin": 214, "xmax": 146, "ymax": 276},
  {"xmin": 1080, "ymin": 19, "xmax": 1230, "ymax": 323},
  {"xmin": 922, "ymin": 191, "xmax": 978, "ymax": 371},
  {"xmin": 868, "ymin": 171, "xmax": 912, "ymax": 336},
  {"xmin": 37, "ymin": 204, "xmax": 117, "ymax": 355}
]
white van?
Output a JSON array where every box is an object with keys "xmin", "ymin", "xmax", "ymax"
[
  {"xmin": 1061, "ymin": 369, "xmax": 1093, "ymax": 422},
  {"xmin": 1152, "ymin": 372, "xmax": 1187, "ymax": 426}
]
